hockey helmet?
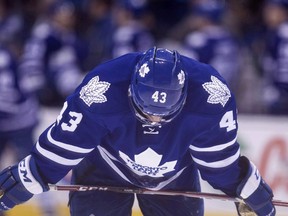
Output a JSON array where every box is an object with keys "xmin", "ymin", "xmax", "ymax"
[{"xmin": 129, "ymin": 47, "xmax": 188, "ymax": 125}]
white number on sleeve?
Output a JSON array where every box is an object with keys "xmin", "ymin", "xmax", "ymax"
[
  {"xmin": 56, "ymin": 101, "xmax": 83, "ymax": 132},
  {"xmin": 219, "ymin": 110, "xmax": 236, "ymax": 132},
  {"xmin": 56, "ymin": 101, "xmax": 68, "ymax": 125},
  {"xmin": 61, "ymin": 111, "xmax": 83, "ymax": 132},
  {"xmin": 152, "ymin": 91, "xmax": 167, "ymax": 103}
]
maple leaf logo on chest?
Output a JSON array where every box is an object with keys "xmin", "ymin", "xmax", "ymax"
[
  {"xmin": 80, "ymin": 76, "xmax": 111, "ymax": 106},
  {"xmin": 202, "ymin": 75, "xmax": 231, "ymax": 107},
  {"xmin": 119, "ymin": 148, "xmax": 177, "ymax": 177}
]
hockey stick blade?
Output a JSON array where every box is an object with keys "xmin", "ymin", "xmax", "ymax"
[{"xmin": 48, "ymin": 184, "xmax": 288, "ymax": 207}]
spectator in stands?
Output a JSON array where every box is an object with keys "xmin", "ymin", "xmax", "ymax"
[
  {"xmin": 146, "ymin": 0, "xmax": 190, "ymax": 42},
  {"xmin": 111, "ymin": 0, "xmax": 155, "ymax": 58},
  {"xmin": 82, "ymin": 0, "xmax": 115, "ymax": 70},
  {"xmin": 180, "ymin": 0, "xmax": 240, "ymax": 93},
  {"xmin": 0, "ymin": 43, "xmax": 39, "ymax": 216},
  {"xmin": 82, "ymin": 0, "xmax": 155, "ymax": 70},
  {"xmin": 0, "ymin": 44, "xmax": 38, "ymax": 163},
  {"xmin": 261, "ymin": 0, "xmax": 288, "ymax": 115},
  {"xmin": 0, "ymin": 0, "xmax": 24, "ymax": 57},
  {"xmin": 18, "ymin": 0, "xmax": 84, "ymax": 107}
]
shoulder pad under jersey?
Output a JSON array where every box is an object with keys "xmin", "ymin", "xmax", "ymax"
[
  {"xmin": 71, "ymin": 52, "xmax": 142, "ymax": 114},
  {"xmin": 181, "ymin": 55, "xmax": 236, "ymax": 115}
]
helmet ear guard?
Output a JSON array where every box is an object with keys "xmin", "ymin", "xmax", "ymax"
[{"xmin": 129, "ymin": 47, "xmax": 188, "ymax": 125}]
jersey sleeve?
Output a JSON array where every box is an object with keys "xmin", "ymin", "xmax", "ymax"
[
  {"xmin": 30, "ymin": 53, "xmax": 139, "ymax": 183},
  {"xmin": 31, "ymin": 93, "xmax": 109, "ymax": 183},
  {"xmin": 189, "ymin": 110, "xmax": 242, "ymax": 196}
]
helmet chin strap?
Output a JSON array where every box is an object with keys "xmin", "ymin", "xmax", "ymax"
[
  {"xmin": 145, "ymin": 114, "xmax": 162, "ymax": 123},
  {"xmin": 134, "ymin": 109, "xmax": 163, "ymax": 126}
]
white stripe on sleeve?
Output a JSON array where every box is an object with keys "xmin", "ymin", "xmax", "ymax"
[
  {"xmin": 36, "ymin": 142, "xmax": 83, "ymax": 166},
  {"xmin": 47, "ymin": 124, "xmax": 94, "ymax": 153},
  {"xmin": 191, "ymin": 148, "xmax": 240, "ymax": 168},
  {"xmin": 189, "ymin": 136, "xmax": 237, "ymax": 152}
]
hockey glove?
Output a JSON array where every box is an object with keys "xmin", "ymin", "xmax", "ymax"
[
  {"xmin": 0, "ymin": 155, "xmax": 48, "ymax": 211},
  {"xmin": 236, "ymin": 156, "xmax": 275, "ymax": 216}
]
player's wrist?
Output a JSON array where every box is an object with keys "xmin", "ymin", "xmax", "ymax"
[
  {"xmin": 17, "ymin": 155, "xmax": 49, "ymax": 194},
  {"xmin": 236, "ymin": 156, "xmax": 275, "ymax": 216}
]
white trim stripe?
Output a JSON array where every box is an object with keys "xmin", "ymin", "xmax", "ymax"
[
  {"xmin": 36, "ymin": 142, "xmax": 83, "ymax": 166},
  {"xmin": 192, "ymin": 148, "xmax": 240, "ymax": 168},
  {"xmin": 149, "ymin": 167, "xmax": 186, "ymax": 191},
  {"xmin": 97, "ymin": 146, "xmax": 187, "ymax": 191},
  {"xmin": 189, "ymin": 136, "xmax": 237, "ymax": 152},
  {"xmin": 240, "ymin": 162, "xmax": 261, "ymax": 199},
  {"xmin": 47, "ymin": 124, "xmax": 94, "ymax": 153},
  {"xmin": 97, "ymin": 146, "xmax": 131, "ymax": 183}
]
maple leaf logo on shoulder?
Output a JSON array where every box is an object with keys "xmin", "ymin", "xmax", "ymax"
[
  {"xmin": 139, "ymin": 63, "xmax": 150, "ymax": 78},
  {"xmin": 79, "ymin": 76, "xmax": 111, "ymax": 106},
  {"xmin": 178, "ymin": 70, "xmax": 185, "ymax": 85},
  {"xmin": 202, "ymin": 75, "xmax": 231, "ymax": 107}
]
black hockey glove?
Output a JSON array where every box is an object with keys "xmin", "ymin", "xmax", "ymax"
[
  {"xmin": 236, "ymin": 156, "xmax": 275, "ymax": 216},
  {"xmin": 0, "ymin": 155, "xmax": 48, "ymax": 211}
]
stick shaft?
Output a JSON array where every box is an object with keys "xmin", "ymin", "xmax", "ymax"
[{"xmin": 48, "ymin": 184, "xmax": 288, "ymax": 207}]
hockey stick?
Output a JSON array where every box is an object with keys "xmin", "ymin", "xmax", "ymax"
[{"xmin": 48, "ymin": 184, "xmax": 288, "ymax": 207}]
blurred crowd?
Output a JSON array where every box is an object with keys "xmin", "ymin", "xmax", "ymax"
[
  {"xmin": 0, "ymin": 0, "xmax": 287, "ymax": 215},
  {"xmin": 1, "ymin": 0, "xmax": 288, "ymax": 114}
]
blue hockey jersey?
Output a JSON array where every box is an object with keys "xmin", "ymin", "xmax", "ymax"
[
  {"xmin": 0, "ymin": 45, "xmax": 38, "ymax": 132},
  {"xmin": 183, "ymin": 26, "xmax": 240, "ymax": 90},
  {"xmin": 263, "ymin": 21, "xmax": 288, "ymax": 90},
  {"xmin": 261, "ymin": 21, "xmax": 288, "ymax": 114},
  {"xmin": 18, "ymin": 19, "xmax": 84, "ymax": 106},
  {"xmin": 31, "ymin": 52, "xmax": 242, "ymax": 196}
]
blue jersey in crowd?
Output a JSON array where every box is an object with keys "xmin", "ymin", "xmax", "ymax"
[
  {"xmin": 183, "ymin": 26, "xmax": 239, "ymax": 89},
  {"xmin": 0, "ymin": 45, "xmax": 38, "ymax": 161},
  {"xmin": 262, "ymin": 21, "xmax": 288, "ymax": 114},
  {"xmin": 18, "ymin": 19, "xmax": 83, "ymax": 106},
  {"xmin": 264, "ymin": 21, "xmax": 288, "ymax": 90},
  {"xmin": 0, "ymin": 45, "xmax": 38, "ymax": 132}
]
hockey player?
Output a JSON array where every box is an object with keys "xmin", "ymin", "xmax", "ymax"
[
  {"xmin": 0, "ymin": 47, "xmax": 275, "ymax": 216},
  {"xmin": 0, "ymin": 44, "xmax": 38, "ymax": 162},
  {"xmin": 18, "ymin": 0, "xmax": 84, "ymax": 107},
  {"xmin": 111, "ymin": 0, "xmax": 155, "ymax": 58}
]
